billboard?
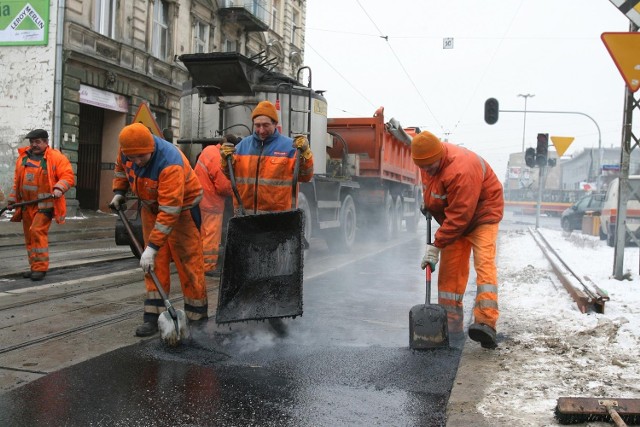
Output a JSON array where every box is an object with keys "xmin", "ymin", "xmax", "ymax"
[{"xmin": 0, "ymin": 1, "xmax": 49, "ymax": 46}]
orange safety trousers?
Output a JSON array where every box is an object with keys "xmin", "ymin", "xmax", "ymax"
[
  {"xmin": 21, "ymin": 205, "xmax": 52, "ymax": 272},
  {"xmin": 141, "ymin": 209, "xmax": 208, "ymax": 322},
  {"xmin": 436, "ymin": 222, "xmax": 499, "ymax": 333},
  {"xmin": 201, "ymin": 211, "xmax": 224, "ymax": 272}
]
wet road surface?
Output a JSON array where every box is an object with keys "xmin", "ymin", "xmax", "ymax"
[{"xmin": 0, "ymin": 235, "xmax": 462, "ymax": 426}]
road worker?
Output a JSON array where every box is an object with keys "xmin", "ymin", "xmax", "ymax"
[
  {"xmin": 412, "ymin": 131, "xmax": 504, "ymax": 349},
  {"xmin": 219, "ymin": 100, "xmax": 314, "ymax": 214},
  {"xmin": 110, "ymin": 123, "xmax": 207, "ymax": 337},
  {"xmin": 7, "ymin": 129, "xmax": 75, "ymax": 281},
  {"xmin": 194, "ymin": 135, "xmax": 235, "ymax": 276}
]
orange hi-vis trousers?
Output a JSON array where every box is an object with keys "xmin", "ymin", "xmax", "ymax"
[
  {"xmin": 141, "ymin": 209, "xmax": 208, "ymax": 322},
  {"xmin": 21, "ymin": 205, "xmax": 53, "ymax": 272},
  {"xmin": 201, "ymin": 211, "xmax": 224, "ymax": 272},
  {"xmin": 436, "ymin": 222, "xmax": 499, "ymax": 333}
]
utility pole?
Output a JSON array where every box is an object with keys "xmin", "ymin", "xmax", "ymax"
[{"xmin": 517, "ymin": 94, "xmax": 535, "ymax": 153}]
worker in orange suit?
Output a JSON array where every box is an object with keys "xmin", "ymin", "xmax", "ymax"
[
  {"xmin": 411, "ymin": 131, "xmax": 504, "ymax": 349},
  {"xmin": 7, "ymin": 129, "xmax": 75, "ymax": 281},
  {"xmin": 219, "ymin": 100, "xmax": 314, "ymax": 214},
  {"xmin": 110, "ymin": 123, "xmax": 207, "ymax": 337},
  {"xmin": 194, "ymin": 136, "xmax": 235, "ymax": 276}
]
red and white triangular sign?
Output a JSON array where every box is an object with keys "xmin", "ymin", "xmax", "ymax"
[
  {"xmin": 601, "ymin": 32, "xmax": 640, "ymax": 93},
  {"xmin": 132, "ymin": 102, "xmax": 163, "ymax": 137}
]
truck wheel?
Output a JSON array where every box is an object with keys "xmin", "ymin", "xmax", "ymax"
[
  {"xmin": 380, "ymin": 192, "xmax": 394, "ymax": 241},
  {"xmin": 394, "ymin": 196, "xmax": 403, "ymax": 234},
  {"xmin": 325, "ymin": 194, "xmax": 357, "ymax": 252},
  {"xmin": 406, "ymin": 189, "xmax": 422, "ymax": 232}
]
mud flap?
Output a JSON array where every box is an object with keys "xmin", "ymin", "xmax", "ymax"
[{"xmin": 215, "ymin": 209, "xmax": 304, "ymax": 324}]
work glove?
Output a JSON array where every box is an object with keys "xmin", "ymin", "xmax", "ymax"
[
  {"xmin": 109, "ymin": 194, "xmax": 126, "ymax": 211},
  {"xmin": 140, "ymin": 246, "xmax": 158, "ymax": 273},
  {"xmin": 421, "ymin": 245, "xmax": 440, "ymax": 270},
  {"xmin": 293, "ymin": 135, "xmax": 312, "ymax": 160},
  {"xmin": 220, "ymin": 142, "xmax": 236, "ymax": 170}
]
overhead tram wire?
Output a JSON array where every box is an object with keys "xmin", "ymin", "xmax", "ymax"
[{"xmin": 354, "ymin": 0, "xmax": 443, "ymax": 133}]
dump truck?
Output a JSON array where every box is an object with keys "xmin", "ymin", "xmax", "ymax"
[{"xmin": 173, "ymin": 52, "xmax": 422, "ymax": 252}]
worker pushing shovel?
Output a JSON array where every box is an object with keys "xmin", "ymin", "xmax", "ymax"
[
  {"xmin": 216, "ymin": 100, "xmax": 314, "ymax": 326},
  {"xmin": 110, "ymin": 123, "xmax": 208, "ymax": 346}
]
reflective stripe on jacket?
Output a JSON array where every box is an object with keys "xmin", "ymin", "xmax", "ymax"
[
  {"xmin": 195, "ymin": 145, "xmax": 232, "ymax": 213},
  {"xmin": 421, "ymin": 143, "xmax": 504, "ymax": 248},
  {"xmin": 10, "ymin": 146, "xmax": 75, "ymax": 224},
  {"xmin": 232, "ymin": 130, "xmax": 313, "ymax": 214},
  {"xmin": 112, "ymin": 135, "xmax": 203, "ymax": 249}
]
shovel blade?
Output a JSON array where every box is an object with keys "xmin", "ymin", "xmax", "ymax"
[
  {"xmin": 409, "ymin": 304, "xmax": 449, "ymax": 350},
  {"xmin": 216, "ymin": 210, "xmax": 304, "ymax": 324}
]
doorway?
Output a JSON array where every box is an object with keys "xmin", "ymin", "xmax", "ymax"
[{"xmin": 77, "ymin": 104, "xmax": 104, "ymax": 210}]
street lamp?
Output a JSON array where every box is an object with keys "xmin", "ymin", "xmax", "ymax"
[{"xmin": 518, "ymin": 93, "xmax": 535, "ymax": 153}]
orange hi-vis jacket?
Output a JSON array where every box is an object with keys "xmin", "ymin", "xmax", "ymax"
[
  {"xmin": 195, "ymin": 145, "xmax": 232, "ymax": 213},
  {"xmin": 229, "ymin": 130, "xmax": 314, "ymax": 214},
  {"xmin": 113, "ymin": 135, "xmax": 203, "ymax": 250},
  {"xmin": 421, "ymin": 143, "xmax": 504, "ymax": 249},
  {"xmin": 9, "ymin": 146, "xmax": 75, "ymax": 224}
]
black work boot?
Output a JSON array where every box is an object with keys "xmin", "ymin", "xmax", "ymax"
[
  {"xmin": 135, "ymin": 321, "xmax": 159, "ymax": 337},
  {"xmin": 22, "ymin": 271, "xmax": 32, "ymax": 278},
  {"xmin": 30, "ymin": 271, "xmax": 46, "ymax": 281},
  {"xmin": 468, "ymin": 323, "xmax": 497, "ymax": 349}
]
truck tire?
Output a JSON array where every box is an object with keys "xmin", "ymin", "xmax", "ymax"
[
  {"xmin": 380, "ymin": 192, "xmax": 394, "ymax": 241},
  {"xmin": 325, "ymin": 194, "xmax": 357, "ymax": 252},
  {"xmin": 393, "ymin": 196, "xmax": 403, "ymax": 234},
  {"xmin": 406, "ymin": 189, "xmax": 422, "ymax": 232}
]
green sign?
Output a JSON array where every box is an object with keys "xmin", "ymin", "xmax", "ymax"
[{"xmin": 0, "ymin": 1, "xmax": 49, "ymax": 46}]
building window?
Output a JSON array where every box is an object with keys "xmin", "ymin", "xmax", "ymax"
[
  {"xmin": 271, "ymin": 4, "xmax": 278, "ymax": 30},
  {"xmin": 224, "ymin": 38, "xmax": 237, "ymax": 52},
  {"xmin": 152, "ymin": 0, "xmax": 170, "ymax": 60},
  {"xmin": 95, "ymin": 0, "xmax": 116, "ymax": 37},
  {"xmin": 194, "ymin": 21, "xmax": 209, "ymax": 53},
  {"xmin": 291, "ymin": 10, "xmax": 300, "ymax": 46}
]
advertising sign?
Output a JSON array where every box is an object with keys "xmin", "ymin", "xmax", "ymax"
[{"xmin": 0, "ymin": 1, "xmax": 49, "ymax": 46}]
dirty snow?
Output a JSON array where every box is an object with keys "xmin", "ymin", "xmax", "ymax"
[{"xmin": 478, "ymin": 227, "xmax": 640, "ymax": 426}]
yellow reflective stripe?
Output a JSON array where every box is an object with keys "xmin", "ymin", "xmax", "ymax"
[
  {"xmin": 257, "ymin": 178, "xmax": 293, "ymax": 187},
  {"xmin": 159, "ymin": 205, "xmax": 182, "ymax": 215},
  {"xmin": 23, "ymin": 185, "xmax": 38, "ymax": 192},
  {"xmin": 439, "ymin": 291, "xmax": 463, "ymax": 302},
  {"xmin": 32, "ymin": 247, "xmax": 48, "ymax": 253},
  {"xmin": 154, "ymin": 222, "xmax": 172, "ymax": 235},
  {"xmin": 477, "ymin": 284, "xmax": 497, "ymax": 294},
  {"xmin": 476, "ymin": 299, "xmax": 498, "ymax": 309}
]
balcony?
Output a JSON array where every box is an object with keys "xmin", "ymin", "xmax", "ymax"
[{"xmin": 217, "ymin": 0, "xmax": 269, "ymax": 32}]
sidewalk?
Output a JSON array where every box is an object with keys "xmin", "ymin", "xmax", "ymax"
[{"xmin": 0, "ymin": 209, "xmax": 117, "ymax": 247}]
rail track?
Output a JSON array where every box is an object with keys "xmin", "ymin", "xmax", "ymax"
[{"xmin": 528, "ymin": 227, "xmax": 609, "ymax": 313}]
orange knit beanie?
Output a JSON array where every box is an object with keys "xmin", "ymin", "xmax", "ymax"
[
  {"xmin": 119, "ymin": 123, "xmax": 155, "ymax": 155},
  {"xmin": 251, "ymin": 100, "xmax": 279, "ymax": 123},
  {"xmin": 411, "ymin": 131, "xmax": 444, "ymax": 166}
]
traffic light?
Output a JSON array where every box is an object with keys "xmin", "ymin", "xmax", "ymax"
[
  {"xmin": 536, "ymin": 133, "xmax": 548, "ymax": 167},
  {"xmin": 484, "ymin": 98, "xmax": 499, "ymax": 125},
  {"xmin": 525, "ymin": 147, "xmax": 536, "ymax": 168}
]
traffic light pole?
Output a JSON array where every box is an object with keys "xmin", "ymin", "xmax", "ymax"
[
  {"xmin": 499, "ymin": 109, "xmax": 602, "ymax": 188},
  {"xmin": 535, "ymin": 165, "xmax": 546, "ymax": 229}
]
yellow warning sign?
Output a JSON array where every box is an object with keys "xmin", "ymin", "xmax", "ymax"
[
  {"xmin": 601, "ymin": 32, "xmax": 640, "ymax": 93},
  {"xmin": 550, "ymin": 136, "xmax": 574, "ymax": 157},
  {"xmin": 132, "ymin": 103, "xmax": 163, "ymax": 137}
]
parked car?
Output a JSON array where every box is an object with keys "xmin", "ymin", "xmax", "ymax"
[
  {"xmin": 600, "ymin": 175, "xmax": 640, "ymax": 247},
  {"xmin": 561, "ymin": 193, "xmax": 604, "ymax": 232}
]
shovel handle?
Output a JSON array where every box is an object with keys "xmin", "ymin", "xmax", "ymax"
[
  {"xmin": 291, "ymin": 149, "xmax": 301, "ymax": 210},
  {"xmin": 113, "ymin": 207, "xmax": 178, "ymax": 321},
  {"xmin": 425, "ymin": 212, "xmax": 433, "ymax": 305},
  {"xmin": 1, "ymin": 196, "xmax": 55, "ymax": 215},
  {"xmin": 227, "ymin": 160, "xmax": 246, "ymax": 216}
]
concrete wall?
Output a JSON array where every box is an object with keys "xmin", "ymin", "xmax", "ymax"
[{"xmin": 0, "ymin": 1, "xmax": 58, "ymax": 197}]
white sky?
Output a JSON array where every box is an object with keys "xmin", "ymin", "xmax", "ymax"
[{"xmin": 304, "ymin": 0, "xmax": 635, "ymax": 177}]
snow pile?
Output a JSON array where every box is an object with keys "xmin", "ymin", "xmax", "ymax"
[{"xmin": 478, "ymin": 228, "xmax": 640, "ymax": 425}]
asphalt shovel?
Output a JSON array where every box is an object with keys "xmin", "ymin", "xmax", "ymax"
[
  {"xmin": 409, "ymin": 212, "xmax": 449, "ymax": 350},
  {"xmin": 114, "ymin": 207, "xmax": 189, "ymax": 347},
  {"xmin": 0, "ymin": 196, "xmax": 54, "ymax": 216},
  {"xmin": 216, "ymin": 155, "xmax": 305, "ymax": 324}
]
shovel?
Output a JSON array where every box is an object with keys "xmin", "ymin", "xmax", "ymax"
[
  {"xmin": 409, "ymin": 212, "xmax": 449, "ymax": 349},
  {"xmin": 114, "ymin": 207, "xmax": 189, "ymax": 347},
  {"xmin": 0, "ymin": 196, "xmax": 54, "ymax": 216},
  {"xmin": 216, "ymin": 154, "xmax": 305, "ymax": 324}
]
